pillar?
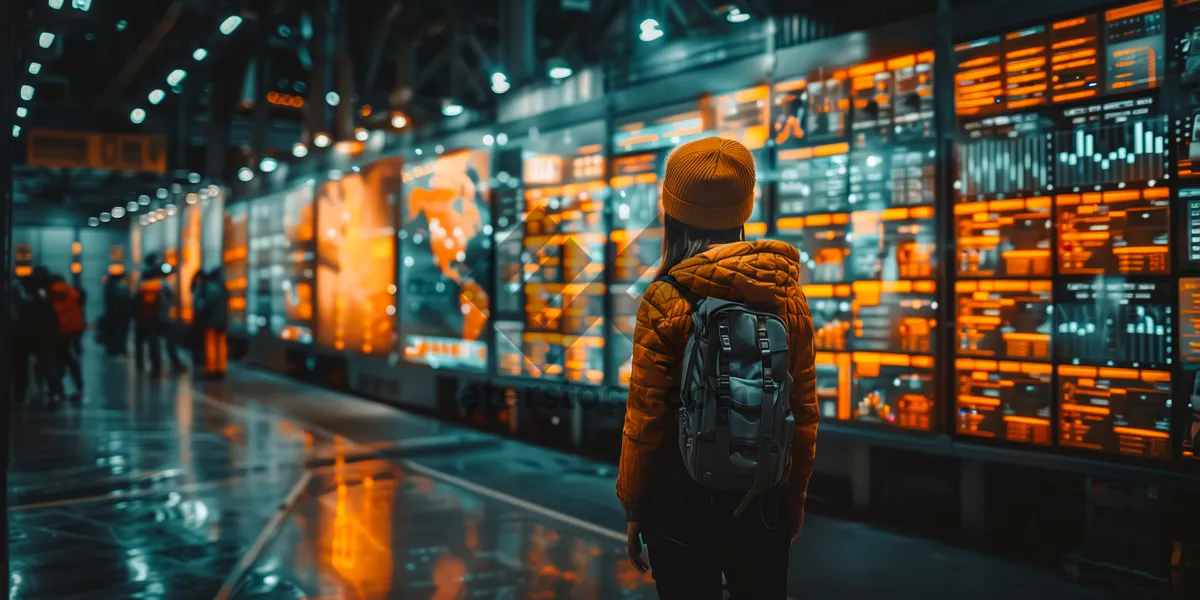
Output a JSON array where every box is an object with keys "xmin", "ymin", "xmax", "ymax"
[{"xmin": 500, "ymin": 0, "xmax": 536, "ymax": 84}]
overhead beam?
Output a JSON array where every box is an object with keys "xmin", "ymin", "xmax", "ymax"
[{"xmin": 95, "ymin": 1, "xmax": 186, "ymax": 111}]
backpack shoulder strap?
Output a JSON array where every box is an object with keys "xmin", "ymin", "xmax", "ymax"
[{"xmin": 657, "ymin": 275, "xmax": 704, "ymax": 308}]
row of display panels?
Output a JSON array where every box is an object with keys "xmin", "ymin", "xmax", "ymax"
[
  {"xmin": 950, "ymin": 0, "xmax": 1200, "ymax": 463},
  {"xmin": 206, "ymin": 0, "xmax": 1199, "ymax": 465}
]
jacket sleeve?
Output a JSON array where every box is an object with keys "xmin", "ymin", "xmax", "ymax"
[
  {"xmin": 616, "ymin": 283, "xmax": 684, "ymax": 522},
  {"xmin": 787, "ymin": 294, "xmax": 820, "ymax": 529}
]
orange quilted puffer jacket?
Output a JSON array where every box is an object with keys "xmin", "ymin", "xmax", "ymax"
[{"xmin": 616, "ymin": 239, "xmax": 819, "ymax": 526}]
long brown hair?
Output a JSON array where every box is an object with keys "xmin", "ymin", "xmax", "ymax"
[{"xmin": 659, "ymin": 214, "xmax": 744, "ymax": 276}]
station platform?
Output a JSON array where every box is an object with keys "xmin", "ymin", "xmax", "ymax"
[{"xmin": 7, "ymin": 345, "xmax": 1121, "ymax": 600}]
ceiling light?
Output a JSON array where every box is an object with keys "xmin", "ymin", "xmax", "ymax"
[
  {"xmin": 165, "ymin": 204, "xmax": 177, "ymax": 216},
  {"xmin": 112, "ymin": 206, "xmax": 126, "ymax": 219},
  {"xmin": 139, "ymin": 194, "xmax": 151, "ymax": 205},
  {"xmin": 20, "ymin": 85, "xmax": 34, "ymax": 101},
  {"xmin": 16, "ymin": 107, "xmax": 27, "ymax": 118},
  {"xmin": 292, "ymin": 143, "xmax": 308, "ymax": 158},
  {"xmin": 355, "ymin": 128, "xmax": 369, "ymax": 142},
  {"xmin": 186, "ymin": 193, "xmax": 199, "ymax": 205},
  {"xmin": 726, "ymin": 7, "xmax": 751, "ymax": 22},
  {"xmin": 49, "ymin": 0, "xmax": 64, "ymax": 9},
  {"xmin": 71, "ymin": 0, "xmax": 90, "ymax": 11},
  {"xmin": 171, "ymin": 183, "xmax": 181, "ymax": 194},
  {"xmin": 237, "ymin": 167, "xmax": 254, "ymax": 182},
  {"xmin": 390, "ymin": 113, "xmax": 408, "ymax": 128},
  {"xmin": 156, "ymin": 188, "xmax": 168, "ymax": 199},
  {"xmin": 188, "ymin": 172, "xmax": 201, "ymax": 183},
  {"xmin": 87, "ymin": 217, "xmax": 99, "ymax": 227},
  {"xmin": 441, "ymin": 101, "xmax": 464, "ymax": 117},
  {"xmin": 207, "ymin": 184, "xmax": 220, "ymax": 196},
  {"xmin": 193, "ymin": 48, "xmax": 208, "ymax": 61},
  {"xmin": 313, "ymin": 132, "xmax": 331, "ymax": 148},
  {"xmin": 415, "ymin": 148, "xmax": 422, "ymax": 155},
  {"xmin": 116, "ymin": 20, "xmax": 128, "ymax": 31},
  {"xmin": 639, "ymin": 19, "xmax": 663, "ymax": 42},
  {"xmin": 12, "ymin": 125, "xmax": 20, "ymax": 138},
  {"xmin": 38, "ymin": 32, "xmax": 55, "ymax": 48},
  {"xmin": 435, "ymin": 144, "xmax": 445, "ymax": 154},
  {"xmin": 167, "ymin": 69, "xmax": 187, "ymax": 86},
  {"xmin": 130, "ymin": 108, "xmax": 146, "ymax": 124},
  {"xmin": 28, "ymin": 62, "xmax": 41, "ymax": 75},
  {"xmin": 219, "ymin": 15, "xmax": 243, "ymax": 35},
  {"xmin": 547, "ymin": 60, "xmax": 573, "ymax": 80},
  {"xmin": 491, "ymin": 72, "xmax": 510, "ymax": 94},
  {"xmin": 497, "ymin": 133, "xmax": 509, "ymax": 145},
  {"xmin": 127, "ymin": 201, "xmax": 138, "ymax": 212},
  {"xmin": 148, "ymin": 89, "xmax": 165, "ymax": 105},
  {"xmin": 483, "ymin": 134, "xmax": 495, "ymax": 146},
  {"xmin": 100, "ymin": 212, "xmax": 111, "ymax": 222},
  {"xmin": 260, "ymin": 157, "xmax": 278, "ymax": 173},
  {"xmin": 325, "ymin": 91, "xmax": 340, "ymax": 106}
]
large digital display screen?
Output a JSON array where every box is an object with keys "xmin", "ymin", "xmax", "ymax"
[
  {"xmin": 246, "ymin": 184, "xmax": 316, "ymax": 343},
  {"xmin": 399, "ymin": 150, "xmax": 491, "ymax": 371},
  {"xmin": 956, "ymin": 358, "xmax": 1053, "ymax": 445},
  {"xmin": 1183, "ymin": 278, "xmax": 1200, "ymax": 460},
  {"xmin": 950, "ymin": 0, "xmax": 1175, "ymax": 455},
  {"xmin": 850, "ymin": 352, "xmax": 935, "ymax": 431},
  {"xmin": 1055, "ymin": 278, "xmax": 1172, "ymax": 370},
  {"xmin": 317, "ymin": 157, "xmax": 400, "ymax": 357},
  {"xmin": 955, "ymin": 196, "xmax": 1053, "ymax": 278},
  {"xmin": 1056, "ymin": 188, "xmax": 1170, "ymax": 275},
  {"xmin": 496, "ymin": 123, "xmax": 607, "ymax": 384},
  {"xmin": 1058, "ymin": 365, "xmax": 1171, "ymax": 459},
  {"xmin": 954, "ymin": 1, "xmax": 1164, "ymax": 114},
  {"xmin": 771, "ymin": 51, "xmax": 939, "ymax": 432},
  {"xmin": 956, "ymin": 279, "xmax": 1053, "ymax": 361},
  {"xmin": 1054, "ymin": 101, "xmax": 1168, "ymax": 188},
  {"xmin": 223, "ymin": 204, "xmax": 249, "ymax": 330}
]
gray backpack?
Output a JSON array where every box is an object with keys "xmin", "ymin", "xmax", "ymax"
[{"xmin": 660, "ymin": 276, "xmax": 795, "ymax": 517}]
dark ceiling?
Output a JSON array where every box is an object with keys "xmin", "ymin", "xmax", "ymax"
[{"xmin": 10, "ymin": 0, "xmax": 964, "ymax": 225}]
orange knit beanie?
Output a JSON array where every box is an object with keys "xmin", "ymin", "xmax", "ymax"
[{"xmin": 661, "ymin": 136, "xmax": 756, "ymax": 230}]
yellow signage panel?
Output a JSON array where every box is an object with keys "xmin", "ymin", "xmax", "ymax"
[{"xmin": 26, "ymin": 129, "xmax": 167, "ymax": 174}]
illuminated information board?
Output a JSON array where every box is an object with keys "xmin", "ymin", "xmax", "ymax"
[
  {"xmin": 951, "ymin": 0, "xmax": 1173, "ymax": 455},
  {"xmin": 772, "ymin": 51, "xmax": 938, "ymax": 430}
]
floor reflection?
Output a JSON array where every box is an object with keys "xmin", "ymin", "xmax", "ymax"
[{"xmin": 236, "ymin": 459, "xmax": 658, "ymax": 599}]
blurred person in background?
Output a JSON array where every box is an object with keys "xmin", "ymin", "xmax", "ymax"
[
  {"xmin": 135, "ymin": 255, "xmax": 186, "ymax": 377},
  {"xmin": 197, "ymin": 268, "xmax": 230, "ymax": 379},
  {"xmin": 46, "ymin": 270, "xmax": 85, "ymax": 406},
  {"xmin": 25, "ymin": 267, "xmax": 66, "ymax": 408},
  {"xmin": 100, "ymin": 273, "xmax": 133, "ymax": 356},
  {"xmin": 189, "ymin": 269, "xmax": 209, "ymax": 372}
]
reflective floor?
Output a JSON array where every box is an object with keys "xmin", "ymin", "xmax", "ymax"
[{"xmin": 7, "ymin": 344, "xmax": 1119, "ymax": 599}]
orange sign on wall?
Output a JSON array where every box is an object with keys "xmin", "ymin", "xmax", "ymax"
[{"xmin": 26, "ymin": 129, "xmax": 167, "ymax": 174}]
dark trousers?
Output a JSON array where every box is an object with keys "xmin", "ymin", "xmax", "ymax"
[
  {"xmin": 647, "ymin": 520, "xmax": 791, "ymax": 600},
  {"xmin": 55, "ymin": 332, "xmax": 83, "ymax": 395},
  {"xmin": 135, "ymin": 320, "xmax": 162, "ymax": 373},
  {"xmin": 136, "ymin": 320, "xmax": 183, "ymax": 373}
]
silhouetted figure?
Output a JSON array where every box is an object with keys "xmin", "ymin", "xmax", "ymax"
[
  {"xmin": 26, "ymin": 267, "xmax": 64, "ymax": 407},
  {"xmin": 197, "ymin": 268, "xmax": 230, "ymax": 379},
  {"xmin": 47, "ymin": 272, "xmax": 86, "ymax": 406},
  {"xmin": 134, "ymin": 257, "xmax": 185, "ymax": 377},
  {"xmin": 100, "ymin": 274, "xmax": 133, "ymax": 356},
  {"xmin": 189, "ymin": 269, "xmax": 209, "ymax": 372}
]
